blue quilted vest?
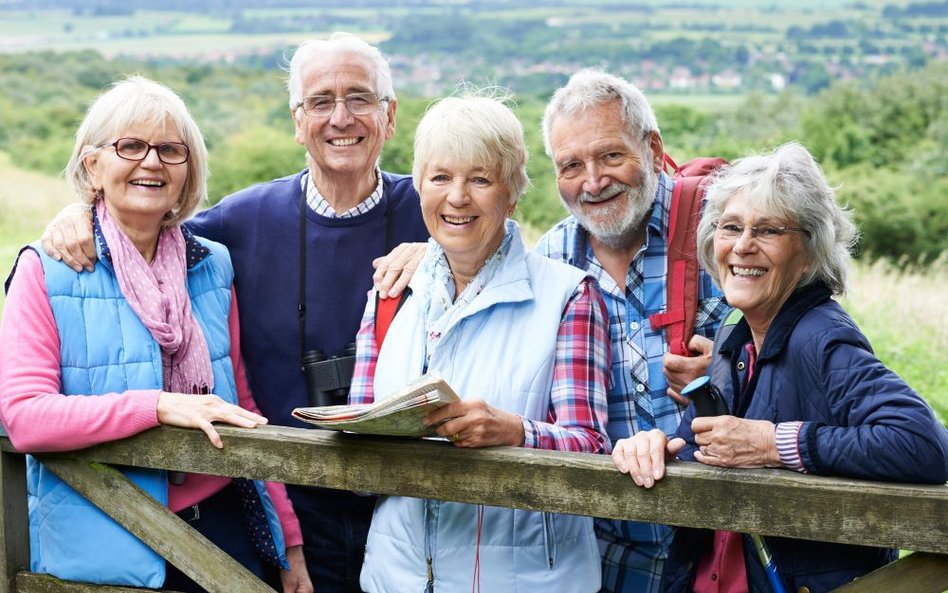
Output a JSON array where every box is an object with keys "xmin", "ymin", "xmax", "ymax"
[{"xmin": 26, "ymin": 235, "xmax": 286, "ymax": 587}]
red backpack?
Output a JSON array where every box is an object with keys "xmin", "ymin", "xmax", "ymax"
[
  {"xmin": 647, "ymin": 154, "xmax": 727, "ymax": 356},
  {"xmin": 375, "ymin": 289, "xmax": 411, "ymax": 346}
]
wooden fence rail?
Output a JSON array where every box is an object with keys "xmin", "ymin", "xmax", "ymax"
[{"xmin": 2, "ymin": 425, "xmax": 946, "ymax": 593}]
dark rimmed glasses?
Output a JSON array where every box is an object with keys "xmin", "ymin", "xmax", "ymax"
[
  {"xmin": 296, "ymin": 92, "xmax": 389, "ymax": 117},
  {"xmin": 102, "ymin": 137, "xmax": 190, "ymax": 165},
  {"xmin": 715, "ymin": 221, "xmax": 810, "ymax": 244}
]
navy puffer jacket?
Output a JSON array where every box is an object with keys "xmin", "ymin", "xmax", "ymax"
[{"xmin": 663, "ymin": 282, "xmax": 948, "ymax": 593}]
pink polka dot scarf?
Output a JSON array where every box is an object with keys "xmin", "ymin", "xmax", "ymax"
[{"xmin": 95, "ymin": 199, "xmax": 213, "ymax": 395}]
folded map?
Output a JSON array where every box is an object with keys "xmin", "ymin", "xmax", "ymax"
[{"xmin": 291, "ymin": 372, "xmax": 461, "ymax": 437}]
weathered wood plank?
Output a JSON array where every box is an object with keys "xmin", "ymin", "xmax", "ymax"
[
  {"xmin": 14, "ymin": 425, "xmax": 946, "ymax": 555},
  {"xmin": 1, "ymin": 448, "xmax": 29, "ymax": 593},
  {"xmin": 37, "ymin": 458, "xmax": 271, "ymax": 593},
  {"xmin": 832, "ymin": 552, "xmax": 948, "ymax": 593},
  {"xmin": 16, "ymin": 572, "xmax": 185, "ymax": 593}
]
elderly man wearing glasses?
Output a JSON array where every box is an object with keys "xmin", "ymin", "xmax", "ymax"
[{"xmin": 41, "ymin": 33, "xmax": 429, "ymax": 593}]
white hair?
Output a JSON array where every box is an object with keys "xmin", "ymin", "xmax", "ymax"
[
  {"xmin": 285, "ymin": 32, "xmax": 396, "ymax": 111},
  {"xmin": 696, "ymin": 142, "xmax": 859, "ymax": 295},
  {"xmin": 542, "ymin": 68, "xmax": 659, "ymax": 157},
  {"xmin": 413, "ymin": 90, "xmax": 529, "ymax": 204}
]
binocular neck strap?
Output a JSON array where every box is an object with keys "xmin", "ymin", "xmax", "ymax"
[{"xmin": 297, "ymin": 174, "xmax": 394, "ymax": 371}]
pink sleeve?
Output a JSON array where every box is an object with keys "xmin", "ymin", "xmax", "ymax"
[
  {"xmin": 228, "ymin": 290, "xmax": 303, "ymax": 548},
  {"xmin": 0, "ymin": 249, "xmax": 161, "ymax": 453}
]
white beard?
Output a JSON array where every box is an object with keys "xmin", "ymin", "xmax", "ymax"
[{"xmin": 565, "ymin": 165, "xmax": 658, "ymax": 249}]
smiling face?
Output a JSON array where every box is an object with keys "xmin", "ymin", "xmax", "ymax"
[
  {"xmin": 714, "ymin": 191, "xmax": 811, "ymax": 334},
  {"xmin": 549, "ymin": 100, "xmax": 663, "ymax": 248},
  {"xmin": 419, "ymin": 161, "xmax": 513, "ymax": 278},
  {"xmin": 292, "ymin": 51, "xmax": 396, "ymax": 192},
  {"xmin": 83, "ymin": 120, "xmax": 188, "ymax": 232}
]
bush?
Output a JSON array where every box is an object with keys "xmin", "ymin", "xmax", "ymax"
[
  {"xmin": 207, "ymin": 125, "xmax": 302, "ymax": 202},
  {"xmin": 835, "ymin": 163, "xmax": 948, "ymax": 264}
]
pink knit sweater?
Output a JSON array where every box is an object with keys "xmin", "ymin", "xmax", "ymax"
[{"xmin": 0, "ymin": 250, "xmax": 302, "ymax": 547}]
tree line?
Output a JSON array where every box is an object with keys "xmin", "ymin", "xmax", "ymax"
[{"xmin": 0, "ymin": 51, "xmax": 945, "ymax": 264}]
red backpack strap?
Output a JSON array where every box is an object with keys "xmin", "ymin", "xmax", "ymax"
[
  {"xmin": 374, "ymin": 288, "xmax": 412, "ymax": 346},
  {"xmin": 663, "ymin": 153, "xmax": 682, "ymax": 176},
  {"xmin": 649, "ymin": 157, "xmax": 726, "ymax": 356}
]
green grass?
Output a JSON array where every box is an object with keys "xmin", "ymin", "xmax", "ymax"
[
  {"xmin": 841, "ymin": 259, "xmax": 948, "ymax": 425},
  {"xmin": 0, "ymin": 153, "xmax": 73, "ymax": 312}
]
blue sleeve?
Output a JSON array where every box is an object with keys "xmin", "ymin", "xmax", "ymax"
[
  {"xmin": 674, "ymin": 404, "xmax": 700, "ymax": 461},
  {"xmin": 797, "ymin": 327, "xmax": 948, "ymax": 484},
  {"xmin": 186, "ymin": 203, "xmax": 225, "ymax": 244}
]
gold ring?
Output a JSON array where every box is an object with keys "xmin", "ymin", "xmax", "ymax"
[{"xmin": 451, "ymin": 433, "xmax": 461, "ymax": 443}]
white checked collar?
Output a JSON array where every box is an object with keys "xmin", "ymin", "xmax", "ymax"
[{"xmin": 302, "ymin": 166, "xmax": 384, "ymax": 218}]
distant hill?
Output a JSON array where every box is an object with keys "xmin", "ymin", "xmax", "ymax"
[{"xmin": 1, "ymin": 1, "xmax": 945, "ymax": 96}]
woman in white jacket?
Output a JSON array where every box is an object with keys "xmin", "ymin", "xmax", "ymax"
[{"xmin": 348, "ymin": 92, "xmax": 612, "ymax": 593}]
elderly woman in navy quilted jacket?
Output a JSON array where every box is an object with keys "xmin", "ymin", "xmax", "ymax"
[{"xmin": 611, "ymin": 142, "xmax": 948, "ymax": 593}]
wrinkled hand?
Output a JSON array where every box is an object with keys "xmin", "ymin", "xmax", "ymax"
[
  {"xmin": 423, "ymin": 399, "xmax": 525, "ymax": 448},
  {"xmin": 663, "ymin": 334, "xmax": 714, "ymax": 404},
  {"xmin": 691, "ymin": 416, "xmax": 779, "ymax": 468},
  {"xmin": 372, "ymin": 242, "xmax": 427, "ymax": 298},
  {"xmin": 612, "ymin": 429, "xmax": 686, "ymax": 488},
  {"xmin": 279, "ymin": 545, "xmax": 313, "ymax": 593},
  {"xmin": 156, "ymin": 391, "xmax": 268, "ymax": 449},
  {"xmin": 41, "ymin": 203, "xmax": 97, "ymax": 272}
]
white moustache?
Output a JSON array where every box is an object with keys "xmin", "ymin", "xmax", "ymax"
[{"xmin": 578, "ymin": 183, "xmax": 632, "ymax": 204}]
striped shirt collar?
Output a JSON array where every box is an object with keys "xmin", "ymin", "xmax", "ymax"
[{"xmin": 302, "ymin": 166, "xmax": 384, "ymax": 218}]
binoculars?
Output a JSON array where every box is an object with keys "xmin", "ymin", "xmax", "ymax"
[
  {"xmin": 682, "ymin": 376, "xmax": 729, "ymax": 417},
  {"xmin": 302, "ymin": 344, "xmax": 357, "ymax": 408}
]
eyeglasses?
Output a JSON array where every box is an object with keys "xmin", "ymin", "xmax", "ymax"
[
  {"xmin": 296, "ymin": 93, "xmax": 389, "ymax": 117},
  {"xmin": 715, "ymin": 221, "xmax": 810, "ymax": 243},
  {"xmin": 102, "ymin": 138, "xmax": 190, "ymax": 165}
]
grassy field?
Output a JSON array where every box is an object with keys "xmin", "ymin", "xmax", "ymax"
[
  {"xmin": 842, "ymin": 259, "xmax": 948, "ymax": 424},
  {"xmin": 0, "ymin": 155, "xmax": 944, "ymax": 421},
  {"xmin": 0, "ymin": 1, "xmax": 941, "ymax": 60},
  {"xmin": 0, "ymin": 153, "xmax": 73, "ymax": 299}
]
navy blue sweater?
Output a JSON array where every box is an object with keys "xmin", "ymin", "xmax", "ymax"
[{"xmin": 187, "ymin": 169, "xmax": 428, "ymax": 429}]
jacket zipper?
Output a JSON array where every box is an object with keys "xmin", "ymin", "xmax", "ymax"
[
  {"xmin": 542, "ymin": 512, "xmax": 556, "ymax": 569},
  {"xmin": 425, "ymin": 557, "xmax": 434, "ymax": 593},
  {"xmin": 425, "ymin": 499, "xmax": 435, "ymax": 592}
]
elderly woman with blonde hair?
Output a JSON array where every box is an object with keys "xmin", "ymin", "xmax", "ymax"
[
  {"xmin": 348, "ymin": 92, "xmax": 612, "ymax": 592},
  {"xmin": 0, "ymin": 76, "xmax": 311, "ymax": 593}
]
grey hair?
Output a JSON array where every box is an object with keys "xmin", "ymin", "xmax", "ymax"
[
  {"xmin": 285, "ymin": 32, "xmax": 396, "ymax": 111},
  {"xmin": 412, "ymin": 89, "xmax": 529, "ymax": 204},
  {"xmin": 64, "ymin": 75, "xmax": 208, "ymax": 227},
  {"xmin": 541, "ymin": 68, "xmax": 660, "ymax": 157},
  {"xmin": 696, "ymin": 142, "xmax": 859, "ymax": 295}
]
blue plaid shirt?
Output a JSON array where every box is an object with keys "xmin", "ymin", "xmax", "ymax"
[{"xmin": 535, "ymin": 171, "xmax": 729, "ymax": 593}]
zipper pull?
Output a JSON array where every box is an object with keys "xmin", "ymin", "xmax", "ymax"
[{"xmin": 426, "ymin": 556, "xmax": 434, "ymax": 592}]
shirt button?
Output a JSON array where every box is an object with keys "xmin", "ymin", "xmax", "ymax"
[
  {"xmin": 737, "ymin": 361, "xmax": 746, "ymax": 371},
  {"xmin": 636, "ymin": 383, "xmax": 646, "ymax": 393},
  {"xmin": 711, "ymin": 573, "xmax": 718, "ymax": 581},
  {"xmin": 629, "ymin": 321, "xmax": 640, "ymax": 331}
]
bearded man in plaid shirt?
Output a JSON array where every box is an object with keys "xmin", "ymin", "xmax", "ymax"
[{"xmin": 535, "ymin": 69, "xmax": 730, "ymax": 593}]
